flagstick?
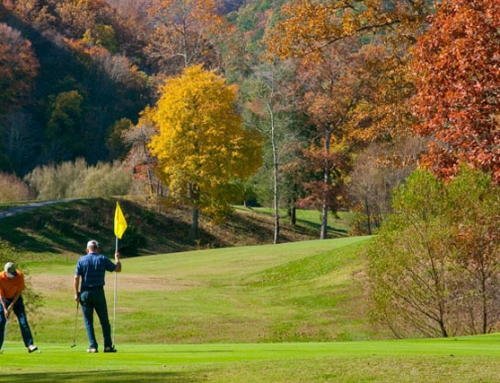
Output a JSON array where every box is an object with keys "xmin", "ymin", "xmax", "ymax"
[{"xmin": 113, "ymin": 236, "xmax": 118, "ymax": 346}]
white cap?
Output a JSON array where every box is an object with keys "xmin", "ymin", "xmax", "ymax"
[
  {"xmin": 87, "ymin": 240, "xmax": 99, "ymax": 250},
  {"xmin": 4, "ymin": 262, "xmax": 17, "ymax": 278}
]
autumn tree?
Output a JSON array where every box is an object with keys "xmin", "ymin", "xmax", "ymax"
[
  {"xmin": 411, "ymin": 0, "xmax": 500, "ymax": 182},
  {"xmin": 243, "ymin": 58, "xmax": 301, "ymax": 243},
  {"xmin": 123, "ymin": 112, "xmax": 161, "ymax": 196},
  {"xmin": 266, "ymin": 0, "xmax": 435, "ymax": 141},
  {"xmin": 348, "ymin": 136, "xmax": 426, "ymax": 235},
  {"xmin": 145, "ymin": 0, "xmax": 226, "ymax": 75},
  {"xmin": 294, "ymin": 40, "xmax": 380, "ymax": 239},
  {"xmin": 0, "ymin": 23, "xmax": 38, "ymax": 115},
  {"xmin": 0, "ymin": 23, "xmax": 39, "ymax": 172},
  {"xmin": 148, "ymin": 65, "xmax": 263, "ymax": 240}
]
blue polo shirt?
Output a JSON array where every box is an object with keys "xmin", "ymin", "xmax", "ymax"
[{"xmin": 75, "ymin": 253, "xmax": 117, "ymax": 288}]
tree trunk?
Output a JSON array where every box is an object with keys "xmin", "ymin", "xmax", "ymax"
[
  {"xmin": 320, "ymin": 127, "xmax": 332, "ymax": 239},
  {"xmin": 364, "ymin": 195, "xmax": 372, "ymax": 235},
  {"xmin": 288, "ymin": 203, "xmax": 296, "ymax": 226},
  {"xmin": 268, "ymin": 98, "xmax": 280, "ymax": 244},
  {"xmin": 190, "ymin": 206, "xmax": 199, "ymax": 242}
]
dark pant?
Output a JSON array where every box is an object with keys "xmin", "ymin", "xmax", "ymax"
[
  {"xmin": 80, "ymin": 287, "xmax": 112, "ymax": 350},
  {"xmin": 0, "ymin": 296, "xmax": 35, "ymax": 349}
]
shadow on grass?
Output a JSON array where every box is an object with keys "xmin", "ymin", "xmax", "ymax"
[{"xmin": 0, "ymin": 370, "xmax": 208, "ymax": 382}]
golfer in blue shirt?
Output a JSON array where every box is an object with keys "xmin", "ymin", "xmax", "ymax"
[{"xmin": 74, "ymin": 240, "xmax": 122, "ymax": 353}]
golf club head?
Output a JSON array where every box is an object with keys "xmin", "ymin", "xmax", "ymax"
[{"xmin": 70, "ymin": 343, "xmax": 77, "ymax": 348}]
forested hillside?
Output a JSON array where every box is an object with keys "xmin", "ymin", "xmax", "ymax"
[{"xmin": 0, "ymin": 0, "xmax": 498, "ymax": 244}]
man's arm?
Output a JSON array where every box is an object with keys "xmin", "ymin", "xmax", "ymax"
[
  {"xmin": 8, "ymin": 292, "xmax": 21, "ymax": 310},
  {"xmin": 0, "ymin": 294, "xmax": 8, "ymax": 319},
  {"xmin": 74, "ymin": 275, "xmax": 81, "ymax": 302}
]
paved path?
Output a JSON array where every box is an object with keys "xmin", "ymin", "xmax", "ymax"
[{"xmin": 0, "ymin": 199, "xmax": 77, "ymax": 219}]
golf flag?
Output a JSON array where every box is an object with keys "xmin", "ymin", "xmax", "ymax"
[{"xmin": 114, "ymin": 202, "xmax": 128, "ymax": 239}]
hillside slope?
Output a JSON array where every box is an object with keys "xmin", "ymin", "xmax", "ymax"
[
  {"xmin": 0, "ymin": 198, "xmax": 352, "ymax": 257},
  {"xmin": 27, "ymin": 236, "xmax": 383, "ymax": 345}
]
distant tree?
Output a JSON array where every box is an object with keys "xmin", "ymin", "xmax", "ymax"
[
  {"xmin": 266, "ymin": 0, "xmax": 435, "ymax": 142},
  {"xmin": 0, "ymin": 172, "xmax": 32, "ymax": 201},
  {"xmin": 411, "ymin": 0, "xmax": 500, "ymax": 182},
  {"xmin": 145, "ymin": 0, "xmax": 226, "ymax": 74},
  {"xmin": 349, "ymin": 136, "xmax": 426, "ymax": 235},
  {"xmin": 24, "ymin": 158, "xmax": 132, "ymax": 200},
  {"xmin": 106, "ymin": 118, "xmax": 133, "ymax": 161},
  {"xmin": 0, "ymin": 23, "xmax": 38, "ymax": 115},
  {"xmin": 45, "ymin": 90, "xmax": 85, "ymax": 161},
  {"xmin": 3, "ymin": 109, "xmax": 41, "ymax": 175},
  {"xmin": 294, "ymin": 40, "xmax": 379, "ymax": 239},
  {"xmin": 123, "ymin": 112, "xmax": 160, "ymax": 196},
  {"xmin": 148, "ymin": 65, "xmax": 263, "ymax": 240},
  {"xmin": 243, "ymin": 58, "xmax": 301, "ymax": 243}
]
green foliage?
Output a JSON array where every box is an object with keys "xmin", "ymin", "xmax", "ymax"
[
  {"xmin": 83, "ymin": 24, "xmax": 119, "ymax": 53},
  {"xmin": 106, "ymin": 118, "xmax": 133, "ymax": 161},
  {"xmin": 24, "ymin": 159, "xmax": 132, "ymax": 200},
  {"xmin": 45, "ymin": 90, "xmax": 85, "ymax": 159},
  {"xmin": 368, "ymin": 167, "xmax": 500, "ymax": 338}
]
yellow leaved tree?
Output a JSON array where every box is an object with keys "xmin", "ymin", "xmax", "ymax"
[{"xmin": 148, "ymin": 65, "xmax": 263, "ymax": 240}]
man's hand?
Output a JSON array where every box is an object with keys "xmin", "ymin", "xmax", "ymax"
[{"xmin": 115, "ymin": 252, "xmax": 122, "ymax": 272}]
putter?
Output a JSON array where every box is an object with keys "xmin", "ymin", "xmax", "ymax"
[{"xmin": 70, "ymin": 302, "xmax": 79, "ymax": 348}]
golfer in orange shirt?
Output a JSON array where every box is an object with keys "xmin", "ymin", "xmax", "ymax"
[{"xmin": 0, "ymin": 262, "xmax": 38, "ymax": 353}]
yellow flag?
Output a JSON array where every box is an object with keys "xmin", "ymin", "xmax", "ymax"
[{"xmin": 114, "ymin": 202, "xmax": 128, "ymax": 239}]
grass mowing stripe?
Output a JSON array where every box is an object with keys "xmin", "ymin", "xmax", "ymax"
[{"xmin": 1, "ymin": 338, "xmax": 500, "ymax": 382}]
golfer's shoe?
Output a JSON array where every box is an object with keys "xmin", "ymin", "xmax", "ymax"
[
  {"xmin": 28, "ymin": 345, "xmax": 38, "ymax": 353},
  {"xmin": 104, "ymin": 346, "xmax": 117, "ymax": 353},
  {"xmin": 87, "ymin": 347, "xmax": 98, "ymax": 353}
]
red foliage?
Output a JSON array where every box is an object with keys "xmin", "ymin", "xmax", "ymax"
[{"xmin": 411, "ymin": 0, "xmax": 500, "ymax": 181}]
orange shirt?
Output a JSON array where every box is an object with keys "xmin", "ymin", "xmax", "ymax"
[{"xmin": 0, "ymin": 270, "xmax": 25, "ymax": 299}]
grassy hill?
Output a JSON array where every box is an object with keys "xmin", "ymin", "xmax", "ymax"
[
  {"xmin": 25, "ymin": 236, "xmax": 382, "ymax": 345},
  {"xmin": 0, "ymin": 197, "xmax": 374, "ymax": 344},
  {"xmin": 3, "ymin": 201, "xmax": 500, "ymax": 382},
  {"xmin": 0, "ymin": 198, "xmax": 354, "ymax": 257}
]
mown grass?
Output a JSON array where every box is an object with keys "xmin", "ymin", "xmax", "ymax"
[
  {"xmin": 21, "ymin": 237, "xmax": 377, "ymax": 345},
  {"xmin": 2, "ymin": 203, "xmax": 499, "ymax": 381},
  {"xmin": 2, "ymin": 337, "xmax": 500, "ymax": 382},
  {"xmin": 244, "ymin": 207, "xmax": 352, "ymax": 238}
]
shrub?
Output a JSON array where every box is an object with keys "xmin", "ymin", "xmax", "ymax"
[
  {"xmin": 24, "ymin": 159, "xmax": 132, "ymax": 200},
  {"xmin": 368, "ymin": 167, "xmax": 500, "ymax": 338},
  {"xmin": 0, "ymin": 173, "xmax": 32, "ymax": 202}
]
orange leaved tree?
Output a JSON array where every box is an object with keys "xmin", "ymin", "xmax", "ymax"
[{"xmin": 411, "ymin": 0, "xmax": 500, "ymax": 181}]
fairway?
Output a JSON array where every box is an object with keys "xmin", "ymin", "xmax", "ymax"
[
  {"xmin": 3, "ymin": 237, "xmax": 500, "ymax": 382},
  {"xmin": 2, "ymin": 337, "xmax": 500, "ymax": 382}
]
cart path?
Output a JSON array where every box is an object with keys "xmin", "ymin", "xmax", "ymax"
[{"xmin": 0, "ymin": 199, "xmax": 77, "ymax": 219}]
